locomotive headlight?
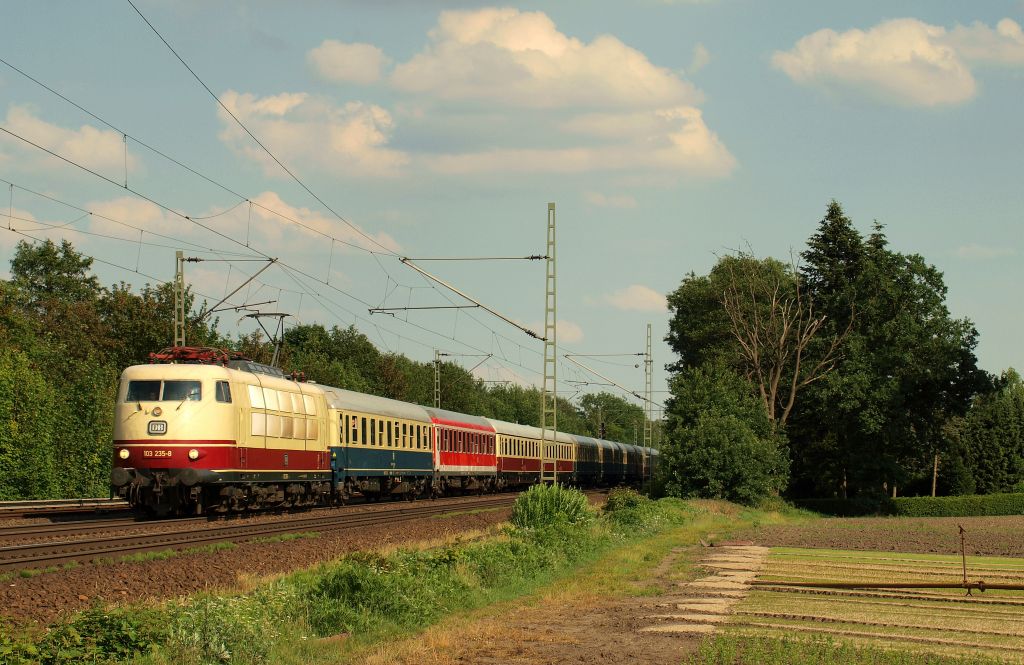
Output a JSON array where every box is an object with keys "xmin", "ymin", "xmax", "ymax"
[
  {"xmin": 152, "ymin": 407, "xmax": 162, "ymax": 417},
  {"xmin": 188, "ymin": 448, "xmax": 200, "ymax": 461},
  {"xmin": 118, "ymin": 448, "xmax": 130, "ymax": 460}
]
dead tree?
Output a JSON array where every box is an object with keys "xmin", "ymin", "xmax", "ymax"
[{"xmin": 719, "ymin": 254, "xmax": 850, "ymax": 428}]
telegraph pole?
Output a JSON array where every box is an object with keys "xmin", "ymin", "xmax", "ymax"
[{"xmin": 540, "ymin": 203, "xmax": 558, "ymax": 483}]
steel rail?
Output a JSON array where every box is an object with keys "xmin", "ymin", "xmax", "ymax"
[
  {"xmin": 0, "ymin": 495, "xmax": 516, "ymax": 571},
  {"xmin": 0, "ymin": 498, "xmax": 129, "ymax": 518}
]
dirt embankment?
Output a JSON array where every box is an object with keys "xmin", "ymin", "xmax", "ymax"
[{"xmin": 2, "ymin": 506, "xmax": 511, "ymax": 626}]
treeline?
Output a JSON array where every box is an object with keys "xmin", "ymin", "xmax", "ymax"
[
  {"xmin": 660, "ymin": 201, "xmax": 1023, "ymax": 503},
  {"xmin": 0, "ymin": 239, "xmax": 646, "ymax": 500}
]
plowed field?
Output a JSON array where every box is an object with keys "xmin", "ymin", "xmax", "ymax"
[
  {"xmin": 723, "ymin": 548, "xmax": 1024, "ymax": 662},
  {"xmin": 732, "ymin": 515, "xmax": 1024, "ymax": 556}
]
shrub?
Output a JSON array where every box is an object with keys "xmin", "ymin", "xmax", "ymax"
[
  {"xmin": 889, "ymin": 492, "xmax": 1024, "ymax": 517},
  {"xmin": 510, "ymin": 483, "xmax": 592, "ymax": 529},
  {"xmin": 9, "ymin": 607, "xmax": 168, "ymax": 664},
  {"xmin": 603, "ymin": 487, "xmax": 650, "ymax": 512},
  {"xmin": 793, "ymin": 496, "xmax": 886, "ymax": 516}
]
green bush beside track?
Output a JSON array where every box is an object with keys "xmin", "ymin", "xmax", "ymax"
[{"xmin": 797, "ymin": 492, "xmax": 1024, "ymax": 517}]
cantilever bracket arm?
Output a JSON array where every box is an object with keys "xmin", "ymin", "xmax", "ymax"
[
  {"xmin": 196, "ymin": 258, "xmax": 277, "ymax": 322},
  {"xmin": 399, "ymin": 257, "xmax": 544, "ymax": 341},
  {"xmin": 563, "ymin": 354, "xmax": 657, "ymax": 406}
]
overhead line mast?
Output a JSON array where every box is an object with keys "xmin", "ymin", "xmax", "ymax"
[{"xmin": 541, "ymin": 203, "xmax": 558, "ymax": 484}]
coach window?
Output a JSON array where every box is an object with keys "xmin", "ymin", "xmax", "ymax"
[
  {"xmin": 395, "ymin": 422, "xmax": 401, "ymax": 448},
  {"xmin": 215, "ymin": 381, "xmax": 232, "ymax": 403},
  {"xmin": 379, "ymin": 420, "xmax": 386, "ymax": 447},
  {"xmin": 386, "ymin": 421, "xmax": 393, "ymax": 447},
  {"xmin": 370, "ymin": 418, "xmax": 377, "ymax": 446}
]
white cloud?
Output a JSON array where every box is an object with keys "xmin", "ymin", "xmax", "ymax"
[
  {"xmin": 264, "ymin": 9, "xmax": 733, "ymax": 180},
  {"xmin": 955, "ymin": 243, "xmax": 1017, "ymax": 259},
  {"xmin": 429, "ymin": 106, "xmax": 735, "ymax": 177},
  {"xmin": 773, "ymin": 17, "xmax": 1024, "ymax": 107},
  {"xmin": 556, "ymin": 319, "xmax": 585, "ymax": 344},
  {"xmin": 1, "ymin": 105, "xmax": 138, "ymax": 175},
  {"xmin": 87, "ymin": 197, "xmax": 176, "ymax": 239},
  {"xmin": 217, "ymin": 90, "xmax": 409, "ymax": 178},
  {"xmin": 1, "ymin": 207, "xmax": 87, "ymax": 250},
  {"xmin": 585, "ymin": 191, "xmax": 637, "ymax": 208},
  {"xmin": 526, "ymin": 318, "xmax": 585, "ymax": 343},
  {"xmin": 308, "ymin": 40, "xmax": 391, "ymax": 84},
  {"xmin": 85, "ymin": 191, "xmax": 399, "ymax": 254},
  {"xmin": 248, "ymin": 191, "xmax": 400, "ymax": 253},
  {"xmin": 390, "ymin": 8, "xmax": 701, "ymax": 109},
  {"xmin": 688, "ymin": 43, "xmax": 711, "ymax": 74},
  {"xmin": 603, "ymin": 284, "xmax": 667, "ymax": 312},
  {"xmin": 772, "ymin": 19, "xmax": 975, "ymax": 106},
  {"xmin": 947, "ymin": 18, "xmax": 1024, "ymax": 64}
]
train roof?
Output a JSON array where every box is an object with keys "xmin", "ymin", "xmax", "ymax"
[
  {"xmin": 483, "ymin": 418, "xmax": 541, "ymax": 438},
  {"xmin": 572, "ymin": 433, "xmax": 601, "ymax": 447},
  {"xmin": 424, "ymin": 407, "xmax": 494, "ymax": 431},
  {"xmin": 320, "ymin": 386, "xmax": 432, "ymax": 423}
]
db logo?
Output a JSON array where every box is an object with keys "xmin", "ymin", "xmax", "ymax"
[{"xmin": 148, "ymin": 420, "xmax": 168, "ymax": 436}]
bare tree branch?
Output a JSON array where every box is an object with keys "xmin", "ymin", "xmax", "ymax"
[{"xmin": 719, "ymin": 252, "xmax": 852, "ymax": 428}]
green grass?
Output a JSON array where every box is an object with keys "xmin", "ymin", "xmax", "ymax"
[{"xmin": 687, "ymin": 634, "xmax": 1004, "ymax": 664}]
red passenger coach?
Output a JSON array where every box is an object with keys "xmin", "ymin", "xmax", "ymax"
[{"xmin": 425, "ymin": 407, "xmax": 497, "ymax": 494}]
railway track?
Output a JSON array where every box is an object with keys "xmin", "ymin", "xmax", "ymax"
[
  {"xmin": 0, "ymin": 498, "xmax": 129, "ymax": 519},
  {"xmin": 0, "ymin": 494, "xmax": 516, "ymax": 571}
]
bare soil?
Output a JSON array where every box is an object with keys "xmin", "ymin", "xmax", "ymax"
[{"xmin": 731, "ymin": 515, "xmax": 1024, "ymax": 556}]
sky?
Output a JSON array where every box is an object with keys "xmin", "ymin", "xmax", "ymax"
[{"xmin": 1, "ymin": 1, "xmax": 1022, "ymax": 417}]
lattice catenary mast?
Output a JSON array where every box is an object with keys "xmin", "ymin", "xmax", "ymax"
[
  {"xmin": 174, "ymin": 250, "xmax": 186, "ymax": 347},
  {"xmin": 540, "ymin": 203, "xmax": 558, "ymax": 483},
  {"xmin": 644, "ymin": 323, "xmax": 653, "ymax": 449}
]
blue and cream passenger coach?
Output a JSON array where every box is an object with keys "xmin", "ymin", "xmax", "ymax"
[{"xmin": 325, "ymin": 387, "xmax": 434, "ymax": 501}]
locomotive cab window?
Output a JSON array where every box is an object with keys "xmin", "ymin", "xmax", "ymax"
[
  {"xmin": 127, "ymin": 380, "xmax": 201, "ymax": 402},
  {"xmin": 215, "ymin": 381, "xmax": 232, "ymax": 403},
  {"xmin": 163, "ymin": 380, "xmax": 201, "ymax": 402},
  {"xmin": 126, "ymin": 380, "xmax": 160, "ymax": 402}
]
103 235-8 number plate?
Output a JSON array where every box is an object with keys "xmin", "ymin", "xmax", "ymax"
[{"xmin": 143, "ymin": 449, "xmax": 173, "ymax": 458}]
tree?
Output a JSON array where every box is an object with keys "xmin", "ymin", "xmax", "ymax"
[
  {"xmin": 661, "ymin": 364, "xmax": 789, "ymax": 504},
  {"xmin": 789, "ymin": 203, "xmax": 988, "ymax": 497},
  {"xmin": 951, "ymin": 369, "xmax": 1024, "ymax": 494},
  {"xmin": 577, "ymin": 392, "xmax": 645, "ymax": 442},
  {"xmin": 718, "ymin": 253, "xmax": 847, "ymax": 427},
  {"xmin": 10, "ymin": 239, "xmax": 102, "ymax": 308}
]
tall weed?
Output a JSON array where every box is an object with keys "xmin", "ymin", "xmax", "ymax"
[{"xmin": 510, "ymin": 483, "xmax": 593, "ymax": 529}]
